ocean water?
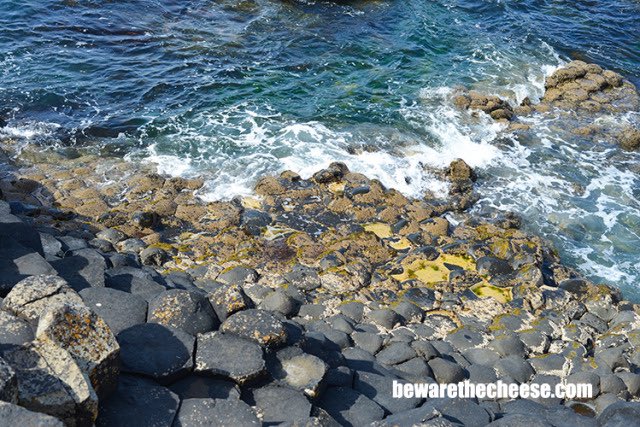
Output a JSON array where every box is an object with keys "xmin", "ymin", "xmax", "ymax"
[{"xmin": 1, "ymin": 0, "xmax": 640, "ymax": 299}]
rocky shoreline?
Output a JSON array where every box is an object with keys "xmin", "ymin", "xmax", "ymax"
[{"xmin": 1, "ymin": 62, "xmax": 640, "ymax": 426}]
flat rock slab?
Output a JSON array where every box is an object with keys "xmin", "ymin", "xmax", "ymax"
[
  {"xmin": 117, "ymin": 323, "xmax": 194, "ymax": 384},
  {"xmin": 280, "ymin": 354, "xmax": 327, "ymax": 397},
  {"xmin": 148, "ymin": 289, "xmax": 218, "ymax": 336},
  {"xmin": 51, "ymin": 249, "xmax": 107, "ymax": 291},
  {"xmin": 3, "ymin": 340, "xmax": 98, "ymax": 426},
  {"xmin": 195, "ymin": 332, "xmax": 265, "ymax": 384},
  {"xmin": 168, "ymin": 376, "xmax": 240, "ymax": 400},
  {"xmin": 0, "ymin": 401, "xmax": 64, "ymax": 427},
  {"xmin": 96, "ymin": 375, "xmax": 179, "ymax": 427},
  {"xmin": 251, "ymin": 385, "xmax": 312, "ymax": 423},
  {"xmin": 0, "ymin": 240, "xmax": 56, "ymax": 295},
  {"xmin": 79, "ymin": 287, "xmax": 147, "ymax": 335},
  {"xmin": 106, "ymin": 274, "xmax": 165, "ymax": 302},
  {"xmin": 319, "ymin": 386, "xmax": 385, "ymax": 426},
  {"xmin": 2, "ymin": 275, "xmax": 84, "ymax": 325},
  {"xmin": 36, "ymin": 303, "xmax": 120, "ymax": 398},
  {"xmin": 221, "ymin": 309, "xmax": 288, "ymax": 348},
  {"xmin": 174, "ymin": 398, "xmax": 260, "ymax": 427}
]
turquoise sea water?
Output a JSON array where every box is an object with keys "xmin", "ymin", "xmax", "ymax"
[{"xmin": 1, "ymin": 0, "xmax": 640, "ymax": 299}]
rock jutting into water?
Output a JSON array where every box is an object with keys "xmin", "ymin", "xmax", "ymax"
[
  {"xmin": 452, "ymin": 60, "xmax": 640, "ymax": 151},
  {"xmin": 0, "ymin": 142, "xmax": 639, "ymax": 426}
]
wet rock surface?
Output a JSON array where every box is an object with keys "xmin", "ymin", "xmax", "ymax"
[{"xmin": 0, "ymin": 154, "xmax": 639, "ymax": 426}]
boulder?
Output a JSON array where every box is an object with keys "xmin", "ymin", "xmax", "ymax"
[
  {"xmin": 0, "ymin": 239, "xmax": 56, "ymax": 295},
  {"xmin": 2, "ymin": 275, "xmax": 84, "ymax": 325},
  {"xmin": 117, "ymin": 323, "xmax": 194, "ymax": 383},
  {"xmin": 36, "ymin": 303, "xmax": 119, "ymax": 398},
  {"xmin": 106, "ymin": 273, "xmax": 165, "ymax": 302},
  {"xmin": 148, "ymin": 289, "xmax": 219, "ymax": 336},
  {"xmin": 194, "ymin": 332, "xmax": 265, "ymax": 384},
  {"xmin": 96, "ymin": 375, "xmax": 179, "ymax": 427},
  {"xmin": 220, "ymin": 309, "xmax": 288, "ymax": 348},
  {"xmin": 354, "ymin": 371, "xmax": 421, "ymax": 414},
  {"xmin": 3, "ymin": 341, "xmax": 98, "ymax": 426},
  {"xmin": 139, "ymin": 247, "xmax": 168, "ymax": 266}
]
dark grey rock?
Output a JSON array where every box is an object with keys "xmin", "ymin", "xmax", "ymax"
[
  {"xmin": 598, "ymin": 401, "xmax": 640, "ymax": 427},
  {"xmin": 40, "ymin": 232, "xmax": 63, "ymax": 259},
  {"xmin": 412, "ymin": 340, "xmax": 440, "ymax": 360},
  {"xmin": 168, "ymin": 376, "xmax": 240, "ymax": 400},
  {"xmin": 329, "ymin": 315, "xmax": 355, "ymax": 334},
  {"xmin": 117, "ymin": 238, "xmax": 146, "ymax": 253},
  {"xmin": 376, "ymin": 342, "xmax": 417, "ymax": 366},
  {"xmin": 0, "ymin": 357, "xmax": 17, "ymax": 403},
  {"xmin": 96, "ymin": 374, "xmax": 179, "ymax": 427},
  {"xmin": 117, "ymin": 323, "xmax": 194, "ymax": 383},
  {"xmin": 89, "ymin": 238, "xmax": 114, "ymax": 253},
  {"xmin": 0, "ymin": 240, "xmax": 56, "ymax": 295},
  {"xmin": 566, "ymin": 371, "xmax": 601, "ymax": 398},
  {"xmin": 476, "ymin": 256, "xmax": 513, "ymax": 276},
  {"xmin": 252, "ymin": 385, "xmax": 312, "ymax": 423},
  {"xmin": 58, "ymin": 236, "xmax": 88, "ymax": 252},
  {"xmin": 447, "ymin": 327, "xmax": 488, "ymax": 352},
  {"xmin": 427, "ymin": 398, "xmax": 492, "ymax": 427},
  {"xmin": 366, "ymin": 309, "xmax": 400, "ymax": 330},
  {"xmin": 354, "ymin": 371, "xmax": 421, "ymax": 414},
  {"xmin": 96, "ymin": 228, "xmax": 126, "ymax": 245},
  {"xmin": 595, "ymin": 347, "xmax": 629, "ymax": 372},
  {"xmin": 393, "ymin": 301, "xmax": 424, "ymax": 323},
  {"xmin": 462, "ymin": 348, "xmax": 500, "ymax": 366},
  {"xmin": 467, "ymin": 364, "xmax": 498, "ymax": 383},
  {"xmin": 338, "ymin": 302, "xmax": 364, "ymax": 323},
  {"xmin": 106, "ymin": 274, "xmax": 165, "ymax": 302},
  {"xmin": 51, "ymin": 248, "xmax": 106, "ymax": 291},
  {"xmin": 139, "ymin": 247, "xmax": 168, "ymax": 266},
  {"xmin": 489, "ymin": 335, "xmax": 527, "ymax": 358},
  {"xmin": 616, "ymin": 372, "xmax": 640, "ymax": 397},
  {"xmin": 352, "ymin": 331, "xmax": 383, "ymax": 354},
  {"xmin": 318, "ymin": 386, "xmax": 385, "ymax": 426},
  {"xmin": 285, "ymin": 264, "xmax": 321, "ymax": 291},
  {"xmin": 528, "ymin": 354, "xmax": 567, "ymax": 376},
  {"xmin": 600, "ymin": 374, "xmax": 629, "ymax": 397},
  {"xmin": 79, "ymin": 287, "xmax": 147, "ymax": 335},
  {"xmin": 400, "ymin": 287, "xmax": 437, "ymax": 311},
  {"xmin": 0, "ymin": 401, "xmax": 64, "ymax": 426},
  {"xmin": 217, "ymin": 266, "xmax": 258, "ymax": 286},
  {"xmin": 148, "ymin": 289, "xmax": 218, "ymax": 336},
  {"xmin": 530, "ymin": 374, "xmax": 563, "ymax": 406},
  {"xmin": 221, "ymin": 309, "xmax": 287, "ymax": 348},
  {"xmin": 325, "ymin": 366, "xmax": 353, "ymax": 387},
  {"xmin": 259, "ymin": 289, "xmax": 298, "ymax": 316},
  {"xmin": 519, "ymin": 330, "xmax": 550, "ymax": 354},
  {"xmin": 194, "ymin": 331, "xmax": 265, "ymax": 384},
  {"xmin": 428, "ymin": 357, "xmax": 466, "ymax": 384},
  {"xmin": 394, "ymin": 357, "xmax": 433, "ymax": 381},
  {"xmin": 495, "ymin": 356, "xmax": 534, "ymax": 384},
  {"xmin": 0, "ymin": 310, "xmax": 34, "ymax": 352},
  {"xmin": 298, "ymin": 304, "xmax": 326, "ymax": 320},
  {"xmin": 487, "ymin": 413, "xmax": 552, "ymax": 427},
  {"xmin": 174, "ymin": 398, "xmax": 259, "ymax": 427}
]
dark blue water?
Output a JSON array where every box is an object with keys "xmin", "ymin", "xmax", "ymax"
[{"xmin": 1, "ymin": 0, "xmax": 640, "ymax": 299}]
